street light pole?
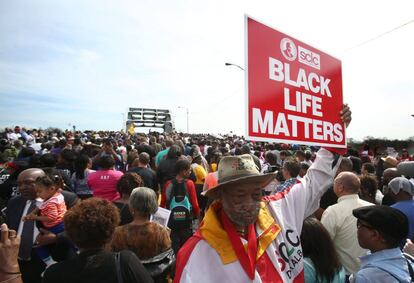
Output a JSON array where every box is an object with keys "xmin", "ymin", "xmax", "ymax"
[
  {"xmin": 186, "ymin": 108, "xmax": 189, "ymax": 133},
  {"xmin": 225, "ymin": 62, "xmax": 245, "ymax": 71},
  {"xmin": 178, "ymin": 106, "xmax": 189, "ymax": 133}
]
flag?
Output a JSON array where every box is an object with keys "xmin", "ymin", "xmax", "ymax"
[{"xmin": 128, "ymin": 123, "xmax": 135, "ymax": 135}]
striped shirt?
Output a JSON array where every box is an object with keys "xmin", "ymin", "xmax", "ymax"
[
  {"xmin": 38, "ymin": 192, "xmax": 67, "ymax": 228},
  {"xmin": 274, "ymin": 177, "xmax": 297, "ymax": 193}
]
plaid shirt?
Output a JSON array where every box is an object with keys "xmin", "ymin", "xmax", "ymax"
[{"xmin": 274, "ymin": 178, "xmax": 297, "ymax": 193}]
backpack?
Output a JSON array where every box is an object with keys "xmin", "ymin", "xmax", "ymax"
[{"xmin": 166, "ymin": 179, "xmax": 192, "ymax": 229}]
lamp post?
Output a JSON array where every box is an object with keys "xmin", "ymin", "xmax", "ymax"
[
  {"xmin": 224, "ymin": 62, "xmax": 245, "ymax": 135},
  {"xmin": 178, "ymin": 106, "xmax": 189, "ymax": 133},
  {"xmin": 225, "ymin": 62, "xmax": 245, "ymax": 71}
]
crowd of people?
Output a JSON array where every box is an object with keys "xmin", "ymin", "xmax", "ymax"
[{"xmin": 1, "ymin": 105, "xmax": 414, "ymax": 283}]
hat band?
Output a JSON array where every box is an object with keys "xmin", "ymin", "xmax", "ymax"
[{"xmin": 219, "ymin": 172, "xmax": 261, "ymax": 184}]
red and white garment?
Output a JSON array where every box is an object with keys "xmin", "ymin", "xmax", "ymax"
[{"xmin": 37, "ymin": 192, "xmax": 67, "ymax": 228}]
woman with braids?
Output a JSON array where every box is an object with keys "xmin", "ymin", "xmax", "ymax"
[
  {"xmin": 71, "ymin": 154, "xmax": 95, "ymax": 199},
  {"xmin": 300, "ymin": 217, "xmax": 345, "ymax": 283},
  {"xmin": 359, "ymin": 174, "xmax": 379, "ymax": 204}
]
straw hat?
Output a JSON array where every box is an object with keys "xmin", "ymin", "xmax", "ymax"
[
  {"xmin": 205, "ymin": 154, "xmax": 276, "ymax": 199},
  {"xmin": 381, "ymin": 156, "xmax": 399, "ymax": 167}
]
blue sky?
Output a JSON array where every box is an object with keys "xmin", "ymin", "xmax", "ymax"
[{"xmin": 1, "ymin": 0, "xmax": 413, "ymax": 140}]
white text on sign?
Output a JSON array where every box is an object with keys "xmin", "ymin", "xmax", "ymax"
[{"xmin": 251, "ymin": 57, "xmax": 343, "ymax": 143}]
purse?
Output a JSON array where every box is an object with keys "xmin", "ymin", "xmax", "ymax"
[{"xmin": 140, "ymin": 248, "xmax": 175, "ymax": 280}]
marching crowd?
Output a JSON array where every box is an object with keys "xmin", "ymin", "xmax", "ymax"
[{"xmin": 1, "ymin": 105, "xmax": 414, "ymax": 283}]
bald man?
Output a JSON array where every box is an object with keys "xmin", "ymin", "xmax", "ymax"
[
  {"xmin": 315, "ymin": 157, "xmax": 353, "ymax": 219},
  {"xmin": 6, "ymin": 168, "xmax": 78, "ymax": 283},
  {"xmin": 321, "ymin": 172, "xmax": 374, "ymax": 278}
]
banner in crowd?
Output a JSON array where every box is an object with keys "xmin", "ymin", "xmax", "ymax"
[{"xmin": 245, "ymin": 16, "xmax": 345, "ymax": 148}]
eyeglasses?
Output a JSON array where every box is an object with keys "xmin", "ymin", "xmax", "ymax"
[{"xmin": 356, "ymin": 220, "xmax": 375, "ymax": 230}]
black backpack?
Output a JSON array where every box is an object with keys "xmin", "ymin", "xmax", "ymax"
[{"xmin": 166, "ymin": 179, "xmax": 192, "ymax": 229}]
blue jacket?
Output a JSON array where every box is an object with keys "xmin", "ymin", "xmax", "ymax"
[
  {"xmin": 392, "ymin": 200, "xmax": 414, "ymax": 242},
  {"xmin": 351, "ymin": 248, "xmax": 413, "ymax": 283}
]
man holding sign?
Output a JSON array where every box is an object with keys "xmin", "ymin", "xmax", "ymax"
[{"xmin": 173, "ymin": 17, "xmax": 352, "ymax": 283}]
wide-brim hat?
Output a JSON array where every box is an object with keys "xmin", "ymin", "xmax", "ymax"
[
  {"xmin": 205, "ymin": 154, "xmax": 276, "ymax": 199},
  {"xmin": 381, "ymin": 156, "xmax": 399, "ymax": 167}
]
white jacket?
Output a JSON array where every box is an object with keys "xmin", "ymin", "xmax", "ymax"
[{"xmin": 176, "ymin": 148, "xmax": 341, "ymax": 283}]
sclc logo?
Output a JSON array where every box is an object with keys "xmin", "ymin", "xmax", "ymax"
[
  {"xmin": 279, "ymin": 38, "xmax": 321, "ymax": 70},
  {"xmin": 298, "ymin": 46, "xmax": 320, "ymax": 70},
  {"xmin": 280, "ymin": 38, "xmax": 297, "ymax": 61}
]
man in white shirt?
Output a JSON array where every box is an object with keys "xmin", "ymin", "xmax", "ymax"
[{"xmin": 321, "ymin": 172, "xmax": 373, "ymax": 276}]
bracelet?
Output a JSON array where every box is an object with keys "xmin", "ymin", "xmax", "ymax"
[{"xmin": 0, "ymin": 274, "xmax": 21, "ymax": 283}]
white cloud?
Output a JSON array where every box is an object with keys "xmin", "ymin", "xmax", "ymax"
[{"xmin": 77, "ymin": 49, "xmax": 99, "ymax": 64}]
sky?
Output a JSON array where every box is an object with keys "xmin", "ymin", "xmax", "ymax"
[{"xmin": 0, "ymin": 0, "xmax": 413, "ymax": 141}]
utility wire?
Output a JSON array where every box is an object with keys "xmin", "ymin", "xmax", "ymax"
[{"xmin": 344, "ymin": 18, "xmax": 414, "ymax": 52}]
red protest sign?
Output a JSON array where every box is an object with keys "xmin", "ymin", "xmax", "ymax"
[{"xmin": 245, "ymin": 16, "xmax": 345, "ymax": 148}]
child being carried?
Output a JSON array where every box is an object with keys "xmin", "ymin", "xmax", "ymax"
[{"xmin": 23, "ymin": 174, "xmax": 67, "ymax": 268}]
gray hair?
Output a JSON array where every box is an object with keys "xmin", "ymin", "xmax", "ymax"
[{"xmin": 129, "ymin": 187, "xmax": 158, "ymax": 217}]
